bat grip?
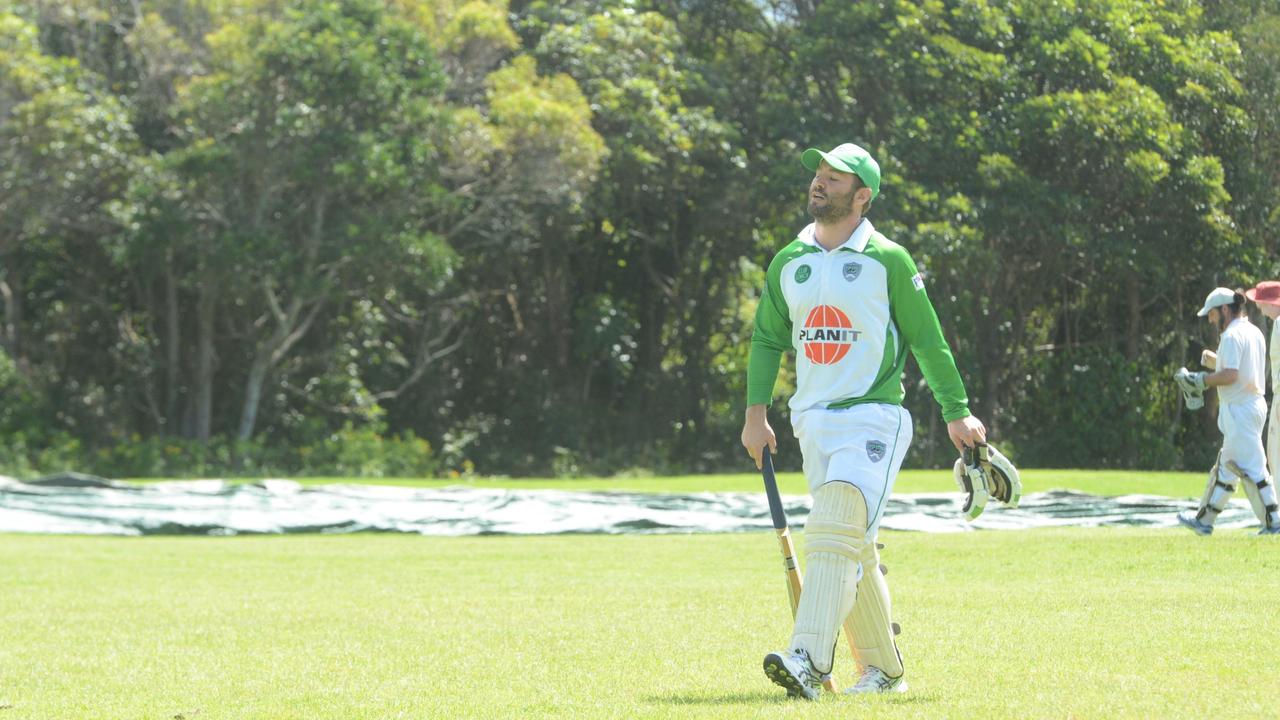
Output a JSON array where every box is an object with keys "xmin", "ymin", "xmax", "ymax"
[{"xmin": 761, "ymin": 450, "xmax": 789, "ymax": 530}]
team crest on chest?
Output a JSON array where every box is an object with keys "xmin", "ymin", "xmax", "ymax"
[
  {"xmin": 866, "ymin": 440, "xmax": 886, "ymax": 463},
  {"xmin": 795, "ymin": 265, "xmax": 812, "ymax": 283},
  {"xmin": 843, "ymin": 262, "xmax": 862, "ymax": 282}
]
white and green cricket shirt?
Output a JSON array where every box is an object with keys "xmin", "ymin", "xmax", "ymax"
[{"xmin": 747, "ymin": 219, "xmax": 970, "ymax": 421}]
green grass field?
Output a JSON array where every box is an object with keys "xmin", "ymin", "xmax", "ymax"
[{"xmin": 3, "ymin": 470, "xmax": 1273, "ymax": 719}]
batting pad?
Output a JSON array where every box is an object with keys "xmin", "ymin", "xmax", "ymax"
[
  {"xmin": 1269, "ymin": 404, "xmax": 1280, "ymax": 500},
  {"xmin": 1227, "ymin": 460, "xmax": 1280, "ymax": 529},
  {"xmin": 845, "ymin": 540, "xmax": 903, "ymax": 678},
  {"xmin": 792, "ymin": 481, "xmax": 868, "ymax": 675},
  {"xmin": 1196, "ymin": 455, "xmax": 1234, "ymax": 525}
]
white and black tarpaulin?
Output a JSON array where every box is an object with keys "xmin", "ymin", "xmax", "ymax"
[{"xmin": 0, "ymin": 473, "xmax": 1263, "ymax": 536}]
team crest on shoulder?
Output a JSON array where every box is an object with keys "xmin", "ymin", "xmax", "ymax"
[
  {"xmin": 866, "ymin": 440, "xmax": 887, "ymax": 463},
  {"xmin": 795, "ymin": 265, "xmax": 812, "ymax": 283},
  {"xmin": 843, "ymin": 262, "xmax": 861, "ymax": 282}
]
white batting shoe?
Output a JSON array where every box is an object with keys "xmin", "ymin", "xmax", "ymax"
[
  {"xmin": 1177, "ymin": 511, "xmax": 1213, "ymax": 536},
  {"xmin": 844, "ymin": 666, "xmax": 907, "ymax": 695},
  {"xmin": 763, "ymin": 648, "xmax": 824, "ymax": 700}
]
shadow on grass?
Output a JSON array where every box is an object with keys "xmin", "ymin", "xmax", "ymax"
[{"xmin": 644, "ymin": 690, "xmax": 941, "ymax": 706}]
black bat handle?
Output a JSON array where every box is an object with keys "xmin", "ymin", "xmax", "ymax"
[{"xmin": 760, "ymin": 449, "xmax": 789, "ymax": 531}]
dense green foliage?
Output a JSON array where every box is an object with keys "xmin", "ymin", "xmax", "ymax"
[
  {"xmin": 2, "ymin": 0, "xmax": 1278, "ymax": 476},
  {"xmin": 3, "ymin": 528, "xmax": 1278, "ymax": 717}
]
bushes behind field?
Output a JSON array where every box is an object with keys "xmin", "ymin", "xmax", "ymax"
[
  {"xmin": 0, "ymin": 423, "xmax": 440, "ymax": 480},
  {"xmin": 1, "ymin": 0, "xmax": 1276, "ymax": 479},
  {"xmin": 1011, "ymin": 348, "xmax": 1219, "ymax": 471}
]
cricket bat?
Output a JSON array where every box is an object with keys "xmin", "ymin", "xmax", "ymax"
[{"xmin": 760, "ymin": 450, "xmax": 841, "ymax": 693}]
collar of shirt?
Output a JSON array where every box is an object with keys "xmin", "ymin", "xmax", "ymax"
[
  {"xmin": 798, "ymin": 218, "xmax": 875, "ymax": 253},
  {"xmin": 1227, "ymin": 316, "xmax": 1254, "ymax": 332}
]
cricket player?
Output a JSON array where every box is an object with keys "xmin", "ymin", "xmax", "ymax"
[
  {"xmin": 1246, "ymin": 280, "xmax": 1280, "ymax": 507},
  {"xmin": 1175, "ymin": 287, "xmax": 1279, "ymax": 535},
  {"xmin": 740, "ymin": 142, "xmax": 987, "ymax": 699}
]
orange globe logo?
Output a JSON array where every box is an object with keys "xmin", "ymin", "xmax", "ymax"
[{"xmin": 800, "ymin": 305, "xmax": 860, "ymax": 364}]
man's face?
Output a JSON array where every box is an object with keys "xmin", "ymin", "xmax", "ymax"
[
  {"xmin": 1208, "ymin": 306, "xmax": 1229, "ymax": 333},
  {"xmin": 808, "ymin": 162, "xmax": 866, "ymax": 222}
]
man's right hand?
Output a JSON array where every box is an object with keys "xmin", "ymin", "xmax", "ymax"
[{"xmin": 741, "ymin": 404, "xmax": 777, "ymax": 469}]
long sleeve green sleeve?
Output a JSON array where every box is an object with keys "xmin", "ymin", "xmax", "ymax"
[
  {"xmin": 886, "ymin": 254, "xmax": 971, "ymax": 422},
  {"xmin": 746, "ymin": 251, "xmax": 795, "ymax": 406}
]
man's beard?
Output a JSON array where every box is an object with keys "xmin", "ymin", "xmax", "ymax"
[{"xmin": 808, "ymin": 189, "xmax": 856, "ymax": 222}]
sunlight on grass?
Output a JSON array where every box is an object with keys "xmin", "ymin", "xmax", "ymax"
[{"xmin": 2, "ymin": 527, "xmax": 1277, "ymax": 718}]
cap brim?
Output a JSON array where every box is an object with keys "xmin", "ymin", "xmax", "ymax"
[
  {"xmin": 801, "ymin": 148, "xmax": 853, "ymax": 174},
  {"xmin": 800, "ymin": 148, "xmax": 878, "ymax": 205}
]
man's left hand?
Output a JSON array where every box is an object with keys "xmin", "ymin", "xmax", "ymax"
[{"xmin": 947, "ymin": 415, "xmax": 987, "ymax": 451}]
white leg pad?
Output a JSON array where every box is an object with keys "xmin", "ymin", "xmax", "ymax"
[
  {"xmin": 845, "ymin": 540, "xmax": 904, "ymax": 678},
  {"xmin": 791, "ymin": 481, "xmax": 867, "ymax": 675},
  {"xmin": 1228, "ymin": 460, "xmax": 1280, "ymax": 529},
  {"xmin": 1268, "ymin": 402, "xmax": 1280, "ymax": 487},
  {"xmin": 1196, "ymin": 455, "xmax": 1234, "ymax": 525},
  {"xmin": 1269, "ymin": 401, "xmax": 1280, "ymax": 485}
]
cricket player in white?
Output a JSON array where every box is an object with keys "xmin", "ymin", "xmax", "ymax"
[
  {"xmin": 740, "ymin": 142, "xmax": 988, "ymax": 699},
  {"xmin": 1176, "ymin": 287, "xmax": 1280, "ymax": 535},
  {"xmin": 1245, "ymin": 280, "xmax": 1280, "ymax": 493}
]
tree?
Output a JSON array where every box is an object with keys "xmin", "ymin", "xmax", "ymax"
[
  {"xmin": 0, "ymin": 12, "xmax": 138, "ymax": 386},
  {"xmin": 127, "ymin": 0, "xmax": 459, "ymax": 441}
]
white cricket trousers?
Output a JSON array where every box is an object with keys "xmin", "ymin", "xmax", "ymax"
[
  {"xmin": 1219, "ymin": 396, "xmax": 1267, "ymax": 482},
  {"xmin": 791, "ymin": 403, "xmax": 913, "ymax": 539}
]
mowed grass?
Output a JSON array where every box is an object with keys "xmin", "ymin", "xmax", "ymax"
[
  {"xmin": 2, "ymin": 524, "xmax": 1277, "ymax": 719},
  {"xmin": 131, "ymin": 468, "xmax": 1207, "ymax": 498}
]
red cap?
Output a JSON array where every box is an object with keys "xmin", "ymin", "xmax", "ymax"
[{"xmin": 1246, "ymin": 281, "xmax": 1280, "ymax": 307}]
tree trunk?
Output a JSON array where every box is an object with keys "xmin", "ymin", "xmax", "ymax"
[
  {"xmin": 235, "ymin": 193, "xmax": 329, "ymax": 441},
  {"xmin": 165, "ymin": 247, "xmax": 181, "ymax": 431},
  {"xmin": 1126, "ymin": 275, "xmax": 1141, "ymax": 361},
  {"xmin": 540, "ymin": 226, "xmax": 570, "ymax": 373},
  {"xmin": 0, "ymin": 269, "xmax": 31, "ymax": 377},
  {"xmin": 1172, "ymin": 280, "xmax": 1189, "ymax": 456},
  {"xmin": 194, "ymin": 270, "xmax": 216, "ymax": 442},
  {"xmin": 237, "ymin": 355, "xmax": 270, "ymax": 442}
]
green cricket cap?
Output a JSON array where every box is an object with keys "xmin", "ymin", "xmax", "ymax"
[{"xmin": 800, "ymin": 143, "xmax": 881, "ymax": 202}]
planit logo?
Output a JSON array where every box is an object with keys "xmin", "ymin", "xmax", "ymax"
[{"xmin": 799, "ymin": 305, "xmax": 860, "ymax": 364}]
